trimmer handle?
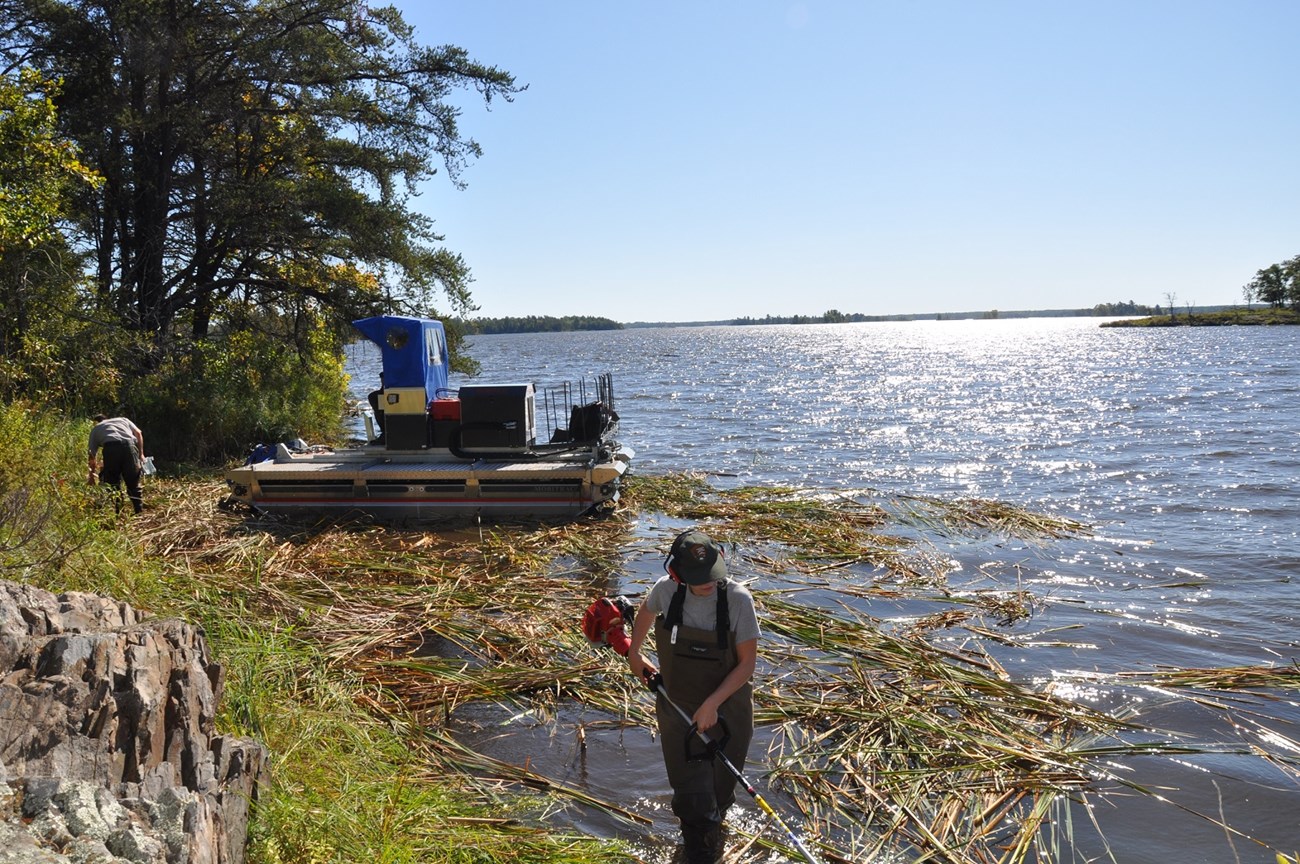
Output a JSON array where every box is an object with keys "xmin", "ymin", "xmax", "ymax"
[
  {"xmin": 685, "ymin": 714, "xmax": 731, "ymax": 763},
  {"xmin": 643, "ymin": 670, "xmax": 731, "ymax": 761}
]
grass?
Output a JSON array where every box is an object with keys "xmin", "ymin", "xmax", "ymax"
[
  {"xmin": 6, "ymin": 410, "xmax": 1299, "ymax": 863},
  {"xmin": 1, "ymin": 412, "xmax": 630, "ymax": 864},
  {"xmin": 1100, "ymin": 307, "xmax": 1300, "ymax": 327}
]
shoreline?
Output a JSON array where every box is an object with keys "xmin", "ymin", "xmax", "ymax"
[{"xmin": 1101, "ymin": 308, "xmax": 1300, "ymax": 327}]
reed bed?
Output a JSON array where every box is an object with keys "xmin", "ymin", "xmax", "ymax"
[{"xmin": 125, "ymin": 472, "xmax": 1292, "ymax": 863}]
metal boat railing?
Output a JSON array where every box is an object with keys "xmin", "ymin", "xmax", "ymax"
[{"xmin": 538, "ymin": 372, "xmax": 618, "ymax": 446}]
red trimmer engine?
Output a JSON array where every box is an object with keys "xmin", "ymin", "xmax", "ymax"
[{"xmin": 581, "ymin": 595, "xmax": 636, "ymax": 656}]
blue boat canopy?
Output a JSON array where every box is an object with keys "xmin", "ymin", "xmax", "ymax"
[{"xmin": 352, "ymin": 316, "xmax": 449, "ymax": 398}]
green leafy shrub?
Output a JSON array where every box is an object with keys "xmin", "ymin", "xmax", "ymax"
[{"xmin": 124, "ymin": 316, "xmax": 350, "ymax": 465}]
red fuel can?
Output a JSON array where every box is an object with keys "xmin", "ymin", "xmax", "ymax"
[
  {"xmin": 431, "ymin": 397, "xmax": 461, "ymax": 421},
  {"xmin": 430, "ymin": 397, "xmax": 462, "ymax": 448}
]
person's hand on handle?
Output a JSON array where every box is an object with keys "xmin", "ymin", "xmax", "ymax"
[{"xmin": 692, "ymin": 698, "xmax": 721, "ymax": 733}]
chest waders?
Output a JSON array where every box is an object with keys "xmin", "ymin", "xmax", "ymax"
[{"xmin": 653, "ymin": 581, "xmax": 754, "ymax": 843}]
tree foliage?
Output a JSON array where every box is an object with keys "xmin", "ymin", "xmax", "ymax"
[
  {"xmin": 1090, "ymin": 300, "xmax": 1159, "ymax": 316},
  {"xmin": 0, "ymin": 0, "xmax": 520, "ymax": 459},
  {"xmin": 0, "ymin": 67, "xmax": 110, "ymax": 409},
  {"xmin": 1246, "ymin": 256, "xmax": 1300, "ymax": 309},
  {"xmin": 728, "ymin": 303, "xmax": 1160, "ymax": 326},
  {"xmin": 0, "ymin": 67, "xmax": 99, "ymax": 253}
]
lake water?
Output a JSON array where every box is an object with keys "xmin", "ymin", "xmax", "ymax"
[{"xmin": 348, "ymin": 318, "xmax": 1300, "ymax": 862}]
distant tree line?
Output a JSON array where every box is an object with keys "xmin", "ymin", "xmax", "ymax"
[
  {"xmin": 732, "ymin": 310, "xmax": 893, "ymax": 325},
  {"xmin": 1090, "ymin": 301, "xmax": 1160, "ymax": 316},
  {"xmin": 1243, "ymin": 255, "xmax": 1300, "ymax": 309},
  {"xmin": 731, "ymin": 303, "xmax": 1159, "ymax": 326},
  {"xmin": 462, "ymin": 315, "xmax": 623, "ymax": 334}
]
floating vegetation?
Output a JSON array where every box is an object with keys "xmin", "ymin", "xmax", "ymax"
[
  {"xmin": 122, "ymin": 471, "xmax": 1296, "ymax": 863},
  {"xmin": 1116, "ymin": 663, "xmax": 1300, "ymax": 692},
  {"xmin": 754, "ymin": 594, "xmax": 1134, "ymax": 861},
  {"xmin": 623, "ymin": 473, "xmax": 1086, "ymax": 583},
  {"xmin": 887, "ymin": 492, "xmax": 1088, "ymax": 541}
]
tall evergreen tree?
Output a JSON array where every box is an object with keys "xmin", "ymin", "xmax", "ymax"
[{"xmin": 1, "ymin": 0, "xmax": 520, "ymax": 372}]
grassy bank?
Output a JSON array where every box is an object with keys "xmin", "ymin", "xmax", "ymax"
[
  {"xmin": 1101, "ymin": 307, "xmax": 1300, "ymax": 326},
  {"xmin": 4, "ymin": 402, "xmax": 626, "ymax": 863},
  {"xmin": 8, "ymin": 403, "xmax": 1298, "ymax": 863}
]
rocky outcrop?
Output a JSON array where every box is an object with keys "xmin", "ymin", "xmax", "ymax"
[{"xmin": 0, "ymin": 581, "xmax": 268, "ymax": 863}]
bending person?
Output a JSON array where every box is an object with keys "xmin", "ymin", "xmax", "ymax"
[
  {"xmin": 628, "ymin": 530, "xmax": 760, "ymax": 864},
  {"xmin": 88, "ymin": 413, "xmax": 146, "ymax": 514}
]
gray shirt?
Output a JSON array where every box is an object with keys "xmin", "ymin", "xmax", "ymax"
[
  {"xmin": 644, "ymin": 575, "xmax": 761, "ymax": 645},
  {"xmin": 88, "ymin": 417, "xmax": 142, "ymax": 458}
]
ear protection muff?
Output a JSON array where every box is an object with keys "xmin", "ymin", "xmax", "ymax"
[{"xmin": 664, "ymin": 530, "xmax": 690, "ymax": 582}]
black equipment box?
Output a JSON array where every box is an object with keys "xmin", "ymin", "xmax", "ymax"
[
  {"xmin": 385, "ymin": 414, "xmax": 428, "ymax": 450},
  {"xmin": 430, "ymin": 418, "xmax": 461, "ymax": 448},
  {"xmin": 457, "ymin": 384, "xmax": 536, "ymax": 450}
]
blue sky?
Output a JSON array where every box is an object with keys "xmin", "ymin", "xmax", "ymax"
[{"xmin": 395, "ymin": 2, "xmax": 1300, "ymax": 323}]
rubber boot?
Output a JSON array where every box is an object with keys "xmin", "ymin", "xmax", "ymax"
[
  {"xmin": 680, "ymin": 821, "xmax": 724, "ymax": 864},
  {"xmin": 707, "ymin": 823, "xmax": 726, "ymax": 862}
]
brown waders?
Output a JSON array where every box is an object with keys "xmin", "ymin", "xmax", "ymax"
[{"xmin": 654, "ymin": 583, "xmax": 754, "ymax": 864}]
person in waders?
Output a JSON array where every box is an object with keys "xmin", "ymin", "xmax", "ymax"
[{"xmin": 628, "ymin": 531, "xmax": 760, "ymax": 864}]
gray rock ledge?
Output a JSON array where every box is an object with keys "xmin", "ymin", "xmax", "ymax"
[{"xmin": 0, "ymin": 580, "xmax": 268, "ymax": 863}]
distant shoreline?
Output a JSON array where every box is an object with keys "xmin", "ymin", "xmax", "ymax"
[
  {"xmin": 461, "ymin": 304, "xmax": 1297, "ymax": 334},
  {"xmin": 1101, "ymin": 308, "xmax": 1300, "ymax": 327},
  {"xmin": 626, "ymin": 304, "xmax": 1164, "ymax": 328}
]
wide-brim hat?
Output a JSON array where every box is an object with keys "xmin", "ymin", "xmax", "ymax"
[{"xmin": 668, "ymin": 531, "xmax": 727, "ymax": 585}]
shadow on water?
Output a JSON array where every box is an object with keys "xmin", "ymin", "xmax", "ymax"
[{"xmin": 454, "ymin": 699, "xmax": 792, "ymax": 863}]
